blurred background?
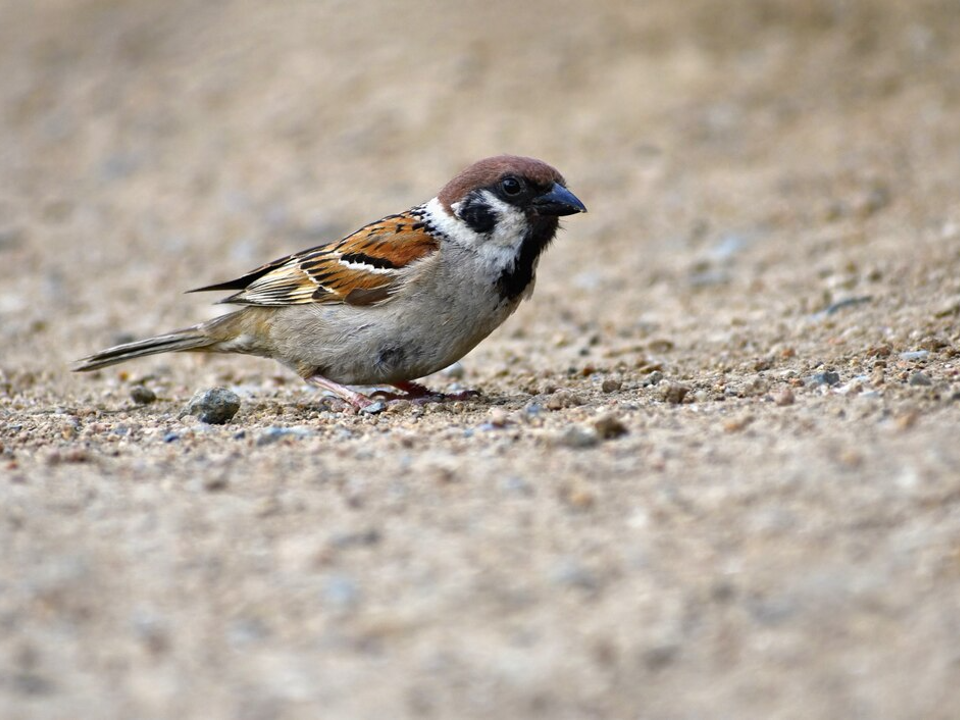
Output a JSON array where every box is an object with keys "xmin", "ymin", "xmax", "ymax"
[
  {"xmin": 2, "ymin": 1, "xmax": 960, "ymax": 719},
  {"xmin": 2, "ymin": 0, "xmax": 957, "ymax": 369}
]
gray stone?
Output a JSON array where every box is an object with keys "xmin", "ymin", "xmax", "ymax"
[
  {"xmin": 594, "ymin": 414, "xmax": 628, "ymax": 439},
  {"xmin": 130, "ymin": 386, "xmax": 156, "ymax": 405},
  {"xmin": 556, "ymin": 426, "xmax": 600, "ymax": 449},
  {"xmin": 807, "ymin": 371, "xmax": 841, "ymax": 387},
  {"xmin": 180, "ymin": 387, "xmax": 241, "ymax": 424},
  {"xmin": 643, "ymin": 370, "xmax": 664, "ymax": 387}
]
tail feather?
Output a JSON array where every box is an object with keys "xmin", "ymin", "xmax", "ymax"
[{"xmin": 73, "ymin": 328, "xmax": 214, "ymax": 372}]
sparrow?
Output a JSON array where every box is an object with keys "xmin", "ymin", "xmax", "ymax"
[{"xmin": 74, "ymin": 155, "xmax": 587, "ymax": 410}]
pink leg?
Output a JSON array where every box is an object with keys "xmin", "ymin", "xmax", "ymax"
[{"xmin": 305, "ymin": 374, "xmax": 376, "ymax": 410}]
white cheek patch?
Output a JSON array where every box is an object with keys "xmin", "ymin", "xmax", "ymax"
[
  {"xmin": 422, "ymin": 195, "xmax": 527, "ymax": 275},
  {"xmin": 477, "ymin": 191, "xmax": 528, "ymax": 250},
  {"xmin": 424, "ymin": 197, "xmax": 482, "ymax": 245}
]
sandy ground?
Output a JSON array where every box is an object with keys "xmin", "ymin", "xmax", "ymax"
[{"xmin": 2, "ymin": 0, "xmax": 960, "ymax": 718}]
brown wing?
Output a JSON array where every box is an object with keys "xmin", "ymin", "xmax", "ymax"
[{"xmin": 189, "ymin": 211, "xmax": 440, "ymax": 307}]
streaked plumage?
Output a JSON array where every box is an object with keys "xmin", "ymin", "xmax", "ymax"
[{"xmin": 75, "ymin": 155, "xmax": 586, "ymax": 411}]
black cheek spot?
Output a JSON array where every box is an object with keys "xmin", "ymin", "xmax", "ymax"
[{"xmin": 459, "ymin": 196, "xmax": 497, "ymax": 234}]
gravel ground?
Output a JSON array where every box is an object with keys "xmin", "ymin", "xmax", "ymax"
[{"xmin": 3, "ymin": 1, "xmax": 960, "ymax": 718}]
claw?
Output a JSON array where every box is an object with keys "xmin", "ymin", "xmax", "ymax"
[
  {"xmin": 392, "ymin": 382, "xmax": 481, "ymax": 404},
  {"xmin": 305, "ymin": 374, "xmax": 480, "ymax": 411},
  {"xmin": 370, "ymin": 383, "xmax": 481, "ymax": 405}
]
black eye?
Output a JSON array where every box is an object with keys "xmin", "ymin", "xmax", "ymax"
[{"xmin": 500, "ymin": 176, "xmax": 523, "ymax": 196}]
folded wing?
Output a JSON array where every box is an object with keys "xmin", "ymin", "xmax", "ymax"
[{"xmin": 190, "ymin": 211, "xmax": 440, "ymax": 307}]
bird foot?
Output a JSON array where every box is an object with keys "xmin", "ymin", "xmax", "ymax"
[
  {"xmin": 306, "ymin": 375, "xmax": 479, "ymax": 414},
  {"xmin": 305, "ymin": 374, "xmax": 384, "ymax": 412},
  {"xmin": 372, "ymin": 382, "xmax": 481, "ymax": 405}
]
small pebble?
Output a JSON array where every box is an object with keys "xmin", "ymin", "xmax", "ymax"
[
  {"xmin": 384, "ymin": 399, "xmax": 412, "ymax": 414},
  {"xmin": 660, "ymin": 383, "xmax": 689, "ymax": 404},
  {"xmin": 593, "ymin": 414, "xmax": 628, "ymax": 439},
  {"xmin": 545, "ymin": 391, "xmax": 585, "ymax": 410},
  {"xmin": 62, "ymin": 448, "xmax": 89, "ymax": 463},
  {"xmin": 487, "ymin": 409, "xmax": 510, "ymax": 427},
  {"xmin": 908, "ymin": 371, "xmax": 932, "ymax": 387},
  {"xmin": 896, "ymin": 409, "xmax": 920, "ymax": 430},
  {"xmin": 772, "ymin": 387, "xmax": 795, "ymax": 406},
  {"xmin": 920, "ymin": 337, "xmax": 947, "ymax": 352},
  {"xmin": 643, "ymin": 370, "xmax": 664, "ymax": 387},
  {"xmin": 601, "ymin": 378, "xmax": 622, "ymax": 393},
  {"xmin": 180, "ymin": 387, "xmax": 241, "ymax": 424},
  {"xmin": 555, "ymin": 426, "xmax": 600, "ymax": 449},
  {"xmin": 203, "ymin": 476, "xmax": 229, "ymax": 492},
  {"xmin": 723, "ymin": 415, "xmax": 754, "ymax": 433},
  {"xmin": 130, "ymin": 386, "xmax": 156, "ymax": 405},
  {"xmin": 899, "ymin": 350, "xmax": 929, "ymax": 362},
  {"xmin": 360, "ymin": 401, "xmax": 386, "ymax": 415},
  {"xmin": 806, "ymin": 371, "xmax": 840, "ymax": 387}
]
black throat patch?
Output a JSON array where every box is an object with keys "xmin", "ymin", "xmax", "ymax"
[{"xmin": 496, "ymin": 215, "xmax": 560, "ymax": 301}]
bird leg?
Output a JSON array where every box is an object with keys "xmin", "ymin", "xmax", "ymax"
[
  {"xmin": 305, "ymin": 375, "xmax": 479, "ymax": 412},
  {"xmin": 305, "ymin": 374, "xmax": 378, "ymax": 410}
]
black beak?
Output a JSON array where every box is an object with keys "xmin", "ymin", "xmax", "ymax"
[{"xmin": 531, "ymin": 183, "xmax": 587, "ymax": 216}]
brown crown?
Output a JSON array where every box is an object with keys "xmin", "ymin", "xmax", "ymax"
[{"xmin": 437, "ymin": 155, "xmax": 566, "ymax": 210}]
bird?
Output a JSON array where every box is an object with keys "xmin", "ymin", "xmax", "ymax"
[{"xmin": 74, "ymin": 155, "xmax": 586, "ymax": 411}]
